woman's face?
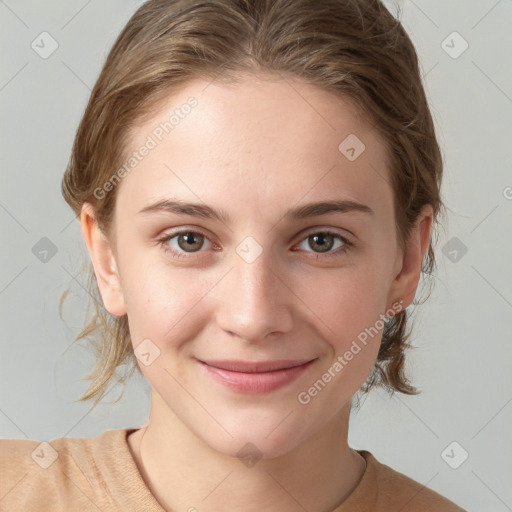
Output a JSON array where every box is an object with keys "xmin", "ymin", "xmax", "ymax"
[{"xmin": 89, "ymin": 74, "xmax": 429, "ymax": 458}]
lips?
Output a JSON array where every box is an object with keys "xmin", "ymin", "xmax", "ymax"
[
  {"xmin": 197, "ymin": 358, "xmax": 316, "ymax": 393},
  {"xmin": 199, "ymin": 359, "xmax": 314, "ymax": 373}
]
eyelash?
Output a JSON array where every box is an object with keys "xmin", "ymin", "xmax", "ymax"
[{"xmin": 157, "ymin": 228, "xmax": 353, "ymax": 261}]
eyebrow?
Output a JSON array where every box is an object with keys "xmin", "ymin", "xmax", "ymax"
[{"xmin": 137, "ymin": 198, "xmax": 374, "ymax": 223}]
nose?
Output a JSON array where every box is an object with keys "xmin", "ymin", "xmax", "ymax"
[{"xmin": 214, "ymin": 247, "xmax": 294, "ymax": 343}]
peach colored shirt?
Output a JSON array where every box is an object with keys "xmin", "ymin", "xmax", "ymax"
[{"xmin": 0, "ymin": 428, "xmax": 466, "ymax": 511}]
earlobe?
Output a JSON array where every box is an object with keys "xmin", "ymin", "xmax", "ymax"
[
  {"xmin": 386, "ymin": 204, "xmax": 434, "ymax": 311},
  {"xmin": 80, "ymin": 203, "xmax": 127, "ymax": 317}
]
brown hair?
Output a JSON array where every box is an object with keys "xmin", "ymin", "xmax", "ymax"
[{"xmin": 60, "ymin": 0, "xmax": 445, "ymax": 407}]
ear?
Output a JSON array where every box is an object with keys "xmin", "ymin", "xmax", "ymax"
[
  {"xmin": 386, "ymin": 204, "xmax": 434, "ymax": 311},
  {"xmin": 80, "ymin": 202, "xmax": 126, "ymax": 316}
]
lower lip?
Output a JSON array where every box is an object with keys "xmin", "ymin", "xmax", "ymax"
[{"xmin": 199, "ymin": 360, "xmax": 315, "ymax": 394}]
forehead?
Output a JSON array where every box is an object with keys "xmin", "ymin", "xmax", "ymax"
[{"xmin": 116, "ymin": 74, "xmax": 393, "ymax": 222}]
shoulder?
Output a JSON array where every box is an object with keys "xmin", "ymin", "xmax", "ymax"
[
  {"xmin": 0, "ymin": 429, "xmax": 128, "ymax": 511},
  {"xmin": 357, "ymin": 450, "xmax": 467, "ymax": 511}
]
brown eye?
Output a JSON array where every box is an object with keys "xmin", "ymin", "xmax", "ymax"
[
  {"xmin": 296, "ymin": 230, "xmax": 352, "ymax": 258},
  {"xmin": 158, "ymin": 230, "xmax": 213, "ymax": 258},
  {"xmin": 177, "ymin": 232, "xmax": 205, "ymax": 252},
  {"xmin": 308, "ymin": 233, "xmax": 335, "ymax": 253}
]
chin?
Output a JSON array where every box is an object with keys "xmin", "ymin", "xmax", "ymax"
[
  {"xmin": 219, "ymin": 434, "xmax": 301, "ymax": 462},
  {"xmin": 196, "ymin": 418, "xmax": 310, "ymax": 462}
]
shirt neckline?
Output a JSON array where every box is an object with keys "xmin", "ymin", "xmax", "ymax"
[{"xmin": 105, "ymin": 427, "xmax": 377, "ymax": 511}]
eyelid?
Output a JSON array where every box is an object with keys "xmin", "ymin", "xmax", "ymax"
[
  {"xmin": 293, "ymin": 229, "xmax": 353, "ymax": 258},
  {"xmin": 157, "ymin": 227, "xmax": 216, "ymax": 255},
  {"xmin": 298, "ymin": 226, "xmax": 354, "ymax": 243}
]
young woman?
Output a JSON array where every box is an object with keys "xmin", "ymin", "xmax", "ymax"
[{"xmin": 0, "ymin": 0, "xmax": 466, "ymax": 510}]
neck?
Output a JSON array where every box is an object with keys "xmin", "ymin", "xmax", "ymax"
[{"xmin": 128, "ymin": 391, "xmax": 366, "ymax": 512}]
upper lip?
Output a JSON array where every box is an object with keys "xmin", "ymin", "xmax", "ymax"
[{"xmin": 198, "ymin": 359, "xmax": 315, "ymax": 373}]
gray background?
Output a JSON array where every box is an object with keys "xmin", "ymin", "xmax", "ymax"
[{"xmin": 1, "ymin": 1, "xmax": 511, "ymax": 510}]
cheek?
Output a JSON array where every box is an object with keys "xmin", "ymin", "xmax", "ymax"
[
  {"xmin": 297, "ymin": 262, "xmax": 391, "ymax": 347},
  {"xmin": 121, "ymin": 260, "xmax": 214, "ymax": 347},
  {"xmin": 295, "ymin": 268, "xmax": 389, "ymax": 410}
]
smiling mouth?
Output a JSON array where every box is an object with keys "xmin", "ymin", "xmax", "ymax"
[{"xmin": 197, "ymin": 358, "xmax": 317, "ymax": 393}]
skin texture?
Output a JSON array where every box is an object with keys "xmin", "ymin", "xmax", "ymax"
[{"xmin": 81, "ymin": 73, "xmax": 433, "ymax": 512}]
